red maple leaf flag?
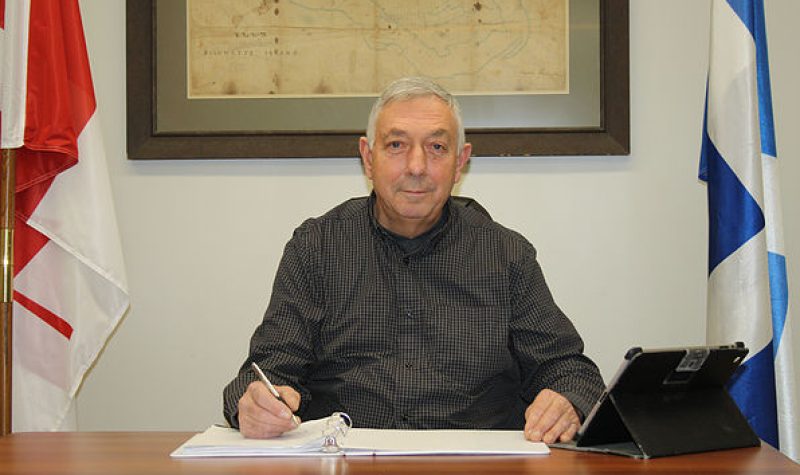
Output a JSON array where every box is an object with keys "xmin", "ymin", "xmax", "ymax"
[{"xmin": 0, "ymin": 0, "xmax": 129, "ymax": 431}]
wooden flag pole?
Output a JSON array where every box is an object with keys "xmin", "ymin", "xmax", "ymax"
[{"xmin": 0, "ymin": 148, "xmax": 16, "ymax": 435}]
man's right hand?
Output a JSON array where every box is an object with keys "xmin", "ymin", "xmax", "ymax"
[{"xmin": 237, "ymin": 381, "xmax": 301, "ymax": 438}]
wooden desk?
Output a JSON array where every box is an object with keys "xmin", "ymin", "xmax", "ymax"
[{"xmin": 0, "ymin": 432, "xmax": 797, "ymax": 474}]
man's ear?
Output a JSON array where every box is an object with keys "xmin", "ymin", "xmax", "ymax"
[
  {"xmin": 454, "ymin": 142, "xmax": 472, "ymax": 182},
  {"xmin": 359, "ymin": 137, "xmax": 373, "ymax": 179}
]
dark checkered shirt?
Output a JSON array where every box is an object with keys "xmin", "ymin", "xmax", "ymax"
[{"xmin": 223, "ymin": 195, "xmax": 604, "ymax": 429}]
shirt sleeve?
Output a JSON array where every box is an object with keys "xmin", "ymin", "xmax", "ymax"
[
  {"xmin": 222, "ymin": 226, "xmax": 323, "ymax": 428},
  {"xmin": 508, "ymin": 242, "xmax": 605, "ymax": 419}
]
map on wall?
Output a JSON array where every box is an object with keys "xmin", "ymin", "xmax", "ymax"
[{"xmin": 186, "ymin": 0, "xmax": 568, "ymax": 98}]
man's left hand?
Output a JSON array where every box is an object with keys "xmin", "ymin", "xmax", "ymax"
[{"xmin": 523, "ymin": 388, "xmax": 580, "ymax": 444}]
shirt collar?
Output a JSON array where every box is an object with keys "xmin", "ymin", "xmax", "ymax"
[{"xmin": 367, "ymin": 192, "xmax": 454, "ymax": 257}]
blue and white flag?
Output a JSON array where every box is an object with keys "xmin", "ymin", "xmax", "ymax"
[{"xmin": 699, "ymin": 0, "xmax": 797, "ymax": 462}]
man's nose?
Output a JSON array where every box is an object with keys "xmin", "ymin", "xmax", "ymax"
[{"xmin": 406, "ymin": 144, "xmax": 427, "ymax": 176}]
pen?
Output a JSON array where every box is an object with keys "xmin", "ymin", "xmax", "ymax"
[{"xmin": 250, "ymin": 362, "xmax": 301, "ymax": 427}]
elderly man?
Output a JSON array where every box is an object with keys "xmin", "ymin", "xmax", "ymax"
[{"xmin": 223, "ymin": 76, "xmax": 604, "ymax": 444}]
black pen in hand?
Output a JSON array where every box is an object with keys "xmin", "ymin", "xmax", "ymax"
[{"xmin": 250, "ymin": 362, "xmax": 301, "ymax": 427}]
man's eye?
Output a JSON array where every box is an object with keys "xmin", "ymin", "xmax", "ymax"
[
  {"xmin": 429, "ymin": 143, "xmax": 448, "ymax": 153},
  {"xmin": 386, "ymin": 141, "xmax": 406, "ymax": 153}
]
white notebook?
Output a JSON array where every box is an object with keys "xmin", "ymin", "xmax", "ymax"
[{"xmin": 171, "ymin": 414, "xmax": 549, "ymax": 458}]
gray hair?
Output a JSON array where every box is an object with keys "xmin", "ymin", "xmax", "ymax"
[{"xmin": 366, "ymin": 77, "xmax": 465, "ymax": 153}]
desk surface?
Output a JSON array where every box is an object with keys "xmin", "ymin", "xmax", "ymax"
[{"xmin": 0, "ymin": 432, "xmax": 797, "ymax": 475}]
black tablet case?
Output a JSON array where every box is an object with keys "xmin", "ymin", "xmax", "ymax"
[{"xmin": 556, "ymin": 343, "xmax": 760, "ymax": 459}]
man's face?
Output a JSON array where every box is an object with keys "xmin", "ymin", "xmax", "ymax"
[{"xmin": 359, "ymin": 95, "xmax": 471, "ymax": 238}]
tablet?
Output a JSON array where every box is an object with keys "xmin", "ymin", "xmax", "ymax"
[{"xmin": 560, "ymin": 342, "xmax": 759, "ymax": 458}]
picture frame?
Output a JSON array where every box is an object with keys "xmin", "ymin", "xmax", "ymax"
[{"xmin": 126, "ymin": 0, "xmax": 629, "ymax": 159}]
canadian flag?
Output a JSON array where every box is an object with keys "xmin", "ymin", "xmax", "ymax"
[{"xmin": 1, "ymin": 0, "xmax": 129, "ymax": 431}]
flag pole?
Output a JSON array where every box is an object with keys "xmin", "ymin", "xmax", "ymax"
[{"xmin": 0, "ymin": 147, "xmax": 16, "ymax": 435}]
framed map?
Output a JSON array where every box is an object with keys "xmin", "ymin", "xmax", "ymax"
[
  {"xmin": 126, "ymin": 0, "xmax": 629, "ymax": 159},
  {"xmin": 188, "ymin": 0, "xmax": 568, "ymax": 98}
]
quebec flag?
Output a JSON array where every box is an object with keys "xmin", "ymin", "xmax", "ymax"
[{"xmin": 699, "ymin": 0, "xmax": 798, "ymax": 462}]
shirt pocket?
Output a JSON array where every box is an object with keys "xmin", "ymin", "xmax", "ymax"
[{"xmin": 427, "ymin": 305, "xmax": 514, "ymax": 396}]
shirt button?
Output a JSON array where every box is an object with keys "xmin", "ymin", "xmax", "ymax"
[
  {"xmin": 404, "ymin": 363, "xmax": 413, "ymax": 369},
  {"xmin": 405, "ymin": 311, "xmax": 413, "ymax": 319}
]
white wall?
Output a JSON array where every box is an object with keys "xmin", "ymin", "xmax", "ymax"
[{"xmin": 75, "ymin": 0, "xmax": 800, "ymax": 431}]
